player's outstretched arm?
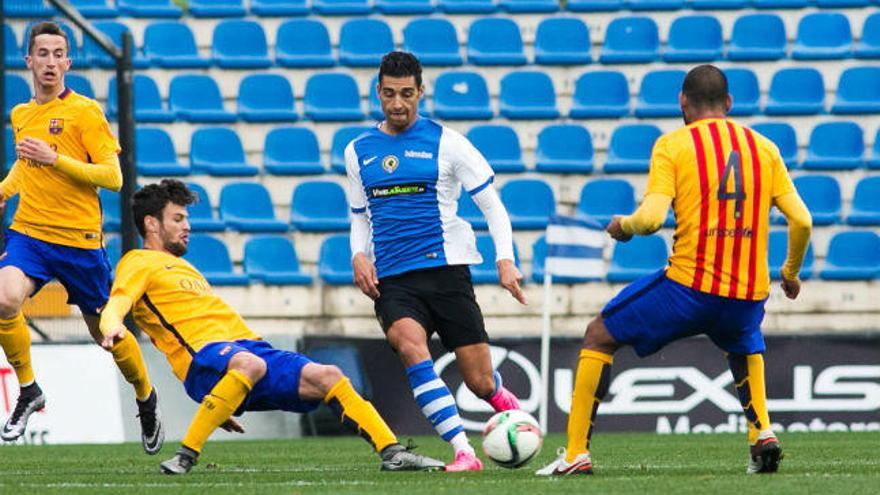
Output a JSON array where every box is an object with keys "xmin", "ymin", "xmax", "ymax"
[
  {"xmin": 774, "ymin": 192, "xmax": 812, "ymax": 300},
  {"xmin": 616, "ymin": 193, "xmax": 673, "ymax": 241},
  {"xmin": 497, "ymin": 259, "xmax": 527, "ymax": 305},
  {"xmin": 99, "ymin": 294, "xmax": 133, "ymax": 350},
  {"xmin": 472, "ymin": 186, "xmax": 525, "ymax": 304},
  {"xmin": 16, "ymin": 137, "xmax": 122, "ymax": 191}
]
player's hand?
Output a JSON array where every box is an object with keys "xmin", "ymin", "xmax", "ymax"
[
  {"xmin": 16, "ymin": 137, "xmax": 58, "ymax": 165},
  {"xmin": 497, "ymin": 259, "xmax": 527, "ymax": 305},
  {"xmin": 100, "ymin": 325, "xmax": 127, "ymax": 351},
  {"xmin": 780, "ymin": 276, "xmax": 801, "ymax": 300},
  {"xmin": 220, "ymin": 418, "xmax": 245, "ymax": 434},
  {"xmin": 352, "ymin": 252, "xmax": 380, "ymax": 300},
  {"xmin": 606, "ymin": 216, "xmax": 633, "ymax": 242}
]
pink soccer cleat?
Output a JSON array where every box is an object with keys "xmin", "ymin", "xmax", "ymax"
[
  {"xmin": 445, "ymin": 450, "xmax": 483, "ymax": 472},
  {"xmin": 487, "ymin": 386, "xmax": 520, "ymax": 412}
]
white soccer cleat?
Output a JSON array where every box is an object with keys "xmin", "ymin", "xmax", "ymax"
[
  {"xmin": 160, "ymin": 446, "xmax": 198, "ymax": 475},
  {"xmin": 535, "ymin": 448, "xmax": 593, "ymax": 476},
  {"xmin": 1, "ymin": 384, "xmax": 46, "ymax": 442}
]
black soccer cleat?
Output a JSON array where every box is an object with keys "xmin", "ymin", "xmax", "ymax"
[
  {"xmin": 137, "ymin": 388, "xmax": 164, "ymax": 455},
  {"xmin": 1, "ymin": 383, "xmax": 46, "ymax": 441},
  {"xmin": 160, "ymin": 446, "xmax": 199, "ymax": 475},
  {"xmin": 747, "ymin": 436, "xmax": 783, "ymax": 474},
  {"xmin": 380, "ymin": 443, "xmax": 445, "ymax": 472}
]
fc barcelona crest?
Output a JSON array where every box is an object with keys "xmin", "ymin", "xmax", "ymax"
[
  {"xmin": 49, "ymin": 118, "xmax": 64, "ymax": 135},
  {"xmin": 382, "ymin": 155, "xmax": 399, "ymax": 174}
]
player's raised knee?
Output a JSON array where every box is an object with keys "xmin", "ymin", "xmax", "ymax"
[
  {"xmin": 583, "ymin": 317, "xmax": 618, "ymax": 354},
  {"xmin": 228, "ymin": 352, "xmax": 267, "ymax": 383}
]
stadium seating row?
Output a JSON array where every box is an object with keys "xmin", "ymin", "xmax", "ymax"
[
  {"xmin": 8, "ymin": 65, "xmax": 880, "ymax": 124},
  {"xmin": 9, "ymin": 0, "xmax": 880, "ymax": 19},
  {"xmin": 7, "ymin": 13, "xmax": 880, "ymax": 71},
  {"xmin": 99, "ymin": 229, "xmax": 880, "ymax": 287}
]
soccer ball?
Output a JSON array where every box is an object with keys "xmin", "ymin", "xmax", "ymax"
[{"xmin": 481, "ymin": 410, "xmax": 543, "ymax": 469}]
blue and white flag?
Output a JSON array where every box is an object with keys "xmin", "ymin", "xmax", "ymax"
[{"xmin": 545, "ymin": 214, "xmax": 606, "ymax": 282}]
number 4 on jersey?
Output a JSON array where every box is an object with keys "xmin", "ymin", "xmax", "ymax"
[{"xmin": 717, "ymin": 151, "xmax": 746, "ymax": 218}]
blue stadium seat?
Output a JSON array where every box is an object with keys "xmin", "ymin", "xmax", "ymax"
[
  {"xmin": 5, "ymin": 75, "xmax": 30, "ymax": 117},
  {"xmin": 143, "ymin": 22, "xmax": 209, "ymax": 68},
  {"xmin": 751, "ymin": 0, "xmax": 808, "ymax": 7},
  {"xmin": 212, "ymin": 20, "xmax": 271, "ymax": 69},
  {"xmin": 466, "ymin": 125, "xmax": 526, "ymax": 173},
  {"xmin": 832, "ymin": 67, "xmax": 880, "ymax": 115},
  {"xmin": 189, "ymin": 0, "xmax": 246, "ymax": 17},
  {"xmin": 237, "ymin": 74, "xmax": 297, "ymax": 122},
  {"xmin": 135, "ymin": 127, "xmax": 189, "ymax": 176},
  {"xmin": 815, "ymin": 0, "xmax": 870, "ymax": 6},
  {"xmin": 569, "ymin": 71, "xmax": 629, "ymax": 119},
  {"xmin": 6, "ymin": 0, "xmax": 56, "ymax": 17},
  {"xmin": 577, "ymin": 179, "xmax": 635, "ymax": 226},
  {"xmin": 775, "ymin": 175, "xmax": 841, "ymax": 225},
  {"xmin": 751, "ymin": 122, "xmax": 798, "ymax": 169},
  {"xmin": 243, "ymin": 236, "xmax": 312, "ymax": 285},
  {"xmin": 312, "ymin": 0, "xmax": 372, "ymax": 15},
  {"xmin": 251, "ymin": 0, "xmax": 310, "ymax": 15},
  {"xmin": 768, "ymin": 231, "xmax": 814, "ymax": 280},
  {"xmin": 470, "ymin": 234, "xmax": 520, "ymax": 284},
  {"xmin": 184, "ymin": 235, "xmax": 249, "ymax": 286},
  {"xmin": 855, "ymin": 13, "xmax": 880, "ymax": 59},
  {"xmin": 626, "ymin": 0, "xmax": 684, "ymax": 9},
  {"xmin": 118, "ymin": 0, "xmax": 183, "ymax": 17},
  {"xmin": 264, "ymin": 127, "xmax": 324, "ymax": 175},
  {"xmin": 499, "ymin": 71, "xmax": 559, "ymax": 120},
  {"xmin": 792, "ymin": 13, "xmax": 852, "ymax": 60},
  {"xmin": 65, "ymin": 74, "xmax": 94, "ymax": 99},
  {"xmin": 438, "ymin": 0, "xmax": 498, "ymax": 13},
  {"xmin": 304, "ymin": 73, "xmax": 364, "ymax": 122},
  {"xmin": 534, "ymin": 17, "xmax": 591, "ymax": 65},
  {"xmin": 219, "ymin": 182, "xmax": 287, "ymax": 233},
  {"xmin": 100, "ymin": 189, "xmax": 120, "ymax": 232},
  {"xmin": 403, "ymin": 18, "xmax": 462, "ymax": 66},
  {"xmin": 319, "ymin": 234, "xmax": 354, "ymax": 285},
  {"xmin": 467, "ymin": 18, "xmax": 527, "ymax": 66},
  {"xmin": 600, "ymin": 17, "xmax": 660, "ymax": 64},
  {"xmin": 108, "ymin": 75, "xmax": 175, "ymax": 123},
  {"xmin": 604, "ymin": 124, "xmax": 661, "ymax": 173},
  {"xmin": 84, "ymin": 21, "xmax": 149, "ymax": 69},
  {"xmin": 725, "ymin": 68, "xmax": 760, "ymax": 117},
  {"xmin": 433, "ymin": 72, "xmax": 493, "ymax": 120},
  {"xmin": 501, "ymin": 179, "xmax": 555, "ymax": 230},
  {"xmin": 728, "ymin": 14, "xmax": 786, "ymax": 61},
  {"xmin": 190, "ymin": 128, "xmax": 259, "ymax": 176},
  {"xmin": 635, "ymin": 70, "xmax": 685, "ymax": 118},
  {"xmin": 291, "ymin": 181, "xmax": 350, "ymax": 232},
  {"xmin": 186, "ymin": 182, "xmax": 225, "ymax": 232},
  {"xmin": 664, "ymin": 15, "xmax": 723, "ymax": 62},
  {"xmin": 801, "ymin": 121, "xmax": 864, "ymax": 170},
  {"xmin": 535, "ymin": 124, "xmax": 594, "ymax": 174},
  {"xmin": 5, "ymin": 128, "xmax": 15, "ymax": 171},
  {"xmin": 500, "ymin": 0, "xmax": 559, "ymax": 12},
  {"xmin": 3, "ymin": 196, "xmax": 17, "ymax": 228},
  {"xmin": 276, "ymin": 19, "xmax": 334, "ymax": 68},
  {"xmin": 530, "ymin": 235, "xmax": 603, "ymax": 284},
  {"xmin": 847, "ymin": 176, "xmax": 880, "ymax": 225},
  {"xmin": 169, "ymin": 75, "xmax": 236, "ymax": 123},
  {"xmin": 339, "ymin": 19, "xmax": 394, "ymax": 68},
  {"xmin": 376, "ymin": 0, "xmax": 435, "ymax": 14},
  {"xmin": 458, "ymin": 191, "xmax": 487, "ymax": 230},
  {"xmin": 4, "ymin": 25, "xmax": 25, "ymax": 69},
  {"xmin": 331, "ymin": 126, "xmax": 371, "ymax": 174},
  {"xmin": 105, "ymin": 236, "xmax": 122, "ymax": 272},
  {"xmin": 869, "ymin": 129, "xmax": 880, "ymax": 169},
  {"xmin": 820, "ymin": 231, "xmax": 880, "ymax": 281},
  {"xmin": 567, "ymin": 0, "xmax": 623, "ymax": 10},
  {"xmin": 607, "ymin": 235, "xmax": 668, "ymax": 282},
  {"xmin": 691, "ymin": 0, "xmax": 747, "ymax": 8},
  {"xmin": 765, "ymin": 68, "xmax": 825, "ymax": 116}
]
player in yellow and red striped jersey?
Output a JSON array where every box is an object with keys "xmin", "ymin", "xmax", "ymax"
[
  {"xmin": 537, "ymin": 65, "xmax": 812, "ymax": 477},
  {"xmin": 0, "ymin": 22, "xmax": 158, "ymax": 451}
]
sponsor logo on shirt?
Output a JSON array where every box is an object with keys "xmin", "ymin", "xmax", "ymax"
[
  {"xmin": 371, "ymin": 183, "xmax": 427, "ymax": 198},
  {"xmin": 48, "ymin": 118, "xmax": 64, "ymax": 135},
  {"xmin": 404, "ymin": 150, "xmax": 433, "ymax": 160},
  {"xmin": 382, "ymin": 155, "xmax": 399, "ymax": 173}
]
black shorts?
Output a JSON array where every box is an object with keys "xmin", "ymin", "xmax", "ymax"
[{"xmin": 374, "ymin": 265, "xmax": 489, "ymax": 351}]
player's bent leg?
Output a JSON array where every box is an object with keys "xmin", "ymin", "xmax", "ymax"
[
  {"xmin": 454, "ymin": 343, "xmax": 520, "ymax": 412},
  {"xmin": 728, "ymin": 353, "xmax": 782, "ymax": 474}
]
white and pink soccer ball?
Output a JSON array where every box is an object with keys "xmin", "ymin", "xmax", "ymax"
[{"xmin": 481, "ymin": 410, "xmax": 543, "ymax": 469}]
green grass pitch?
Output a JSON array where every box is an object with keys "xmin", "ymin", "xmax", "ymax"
[{"xmin": 1, "ymin": 432, "xmax": 877, "ymax": 494}]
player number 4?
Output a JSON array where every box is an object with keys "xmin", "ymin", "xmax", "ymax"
[{"xmin": 717, "ymin": 151, "xmax": 746, "ymax": 218}]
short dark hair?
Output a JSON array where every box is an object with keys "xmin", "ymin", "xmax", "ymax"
[
  {"xmin": 133, "ymin": 179, "xmax": 196, "ymax": 237},
  {"xmin": 378, "ymin": 51, "xmax": 422, "ymax": 88},
  {"xmin": 682, "ymin": 65, "xmax": 728, "ymax": 110},
  {"xmin": 28, "ymin": 21, "xmax": 69, "ymax": 55}
]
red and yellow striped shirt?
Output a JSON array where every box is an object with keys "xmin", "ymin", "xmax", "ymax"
[{"xmin": 647, "ymin": 118, "xmax": 795, "ymax": 300}]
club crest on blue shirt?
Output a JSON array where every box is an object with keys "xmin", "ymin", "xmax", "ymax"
[
  {"xmin": 382, "ymin": 155, "xmax": 399, "ymax": 174},
  {"xmin": 49, "ymin": 118, "xmax": 64, "ymax": 135}
]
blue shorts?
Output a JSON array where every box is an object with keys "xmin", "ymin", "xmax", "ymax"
[
  {"xmin": 183, "ymin": 339, "xmax": 321, "ymax": 415},
  {"xmin": 0, "ymin": 230, "xmax": 111, "ymax": 315},
  {"xmin": 602, "ymin": 270, "xmax": 766, "ymax": 357}
]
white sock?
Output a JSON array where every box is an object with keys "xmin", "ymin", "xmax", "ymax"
[
  {"xmin": 758, "ymin": 429, "xmax": 776, "ymax": 440},
  {"xmin": 450, "ymin": 431, "xmax": 473, "ymax": 454}
]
